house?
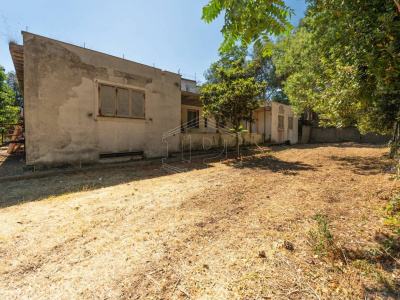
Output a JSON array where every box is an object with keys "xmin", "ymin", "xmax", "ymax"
[
  {"xmin": 9, "ymin": 32, "xmax": 299, "ymax": 167},
  {"xmin": 179, "ymin": 86, "xmax": 298, "ymax": 150},
  {"xmin": 10, "ymin": 32, "xmax": 182, "ymax": 166}
]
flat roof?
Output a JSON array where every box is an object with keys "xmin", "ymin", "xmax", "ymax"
[{"xmin": 20, "ymin": 31, "xmax": 180, "ymax": 76}]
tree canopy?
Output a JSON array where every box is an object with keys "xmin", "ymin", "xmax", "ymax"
[
  {"xmin": 0, "ymin": 65, "xmax": 19, "ymax": 125},
  {"xmin": 272, "ymin": 0, "xmax": 400, "ymax": 134},
  {"xmin": 201, "ymin": 57, "xmax": 265, "ymax": 156},
  {"xmin": 202, "ymin": 0, "xmax": 294, "ymax": 56}
]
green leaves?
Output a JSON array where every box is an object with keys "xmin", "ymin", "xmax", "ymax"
[
  {"xmin": 274, "ymin": 0, "xmax": 400, "ymax": 134},
  {"xmin": 0, "ymin": 65, "xmax": 19, "ymax": 124},
  {"xmin": 201, "ymin": 57, "xmax": 265, "ymax": 131},
  {"xmin": 202, "ymin": 0, "xmax": 294, "ymax": 56}
]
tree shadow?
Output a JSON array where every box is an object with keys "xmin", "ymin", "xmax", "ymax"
[
  {"xmin": 343, "ymin": 242, "xmax": 400, "ymax": 298},
  {"xmin": 0, "ymin": 151, "xmax": 26, "ymax": 178},
  {"xmin": 328, "ymin": 155, "xmax": 388, "ymax": 175},
  {"xmin": 223, "ymin": 152, "xmax": 315, "ymax": 175},
  {"xmin": 256, "ymin": 142, "xmax": 388, "ymax": 154},
  {"xmin": 0, "ymin": 158, "xmax": 212, "ymax": 209}
]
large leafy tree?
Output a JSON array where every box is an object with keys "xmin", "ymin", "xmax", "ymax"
[
  {"xmin": 201, "ymin": 59, "xmax": 265, "ymax": 157},
  {"xmin": 204, "ymin": 45, "xmax": 249, "ymax": 84},
  {"xmin": 7, "ymin": 71, "xmax": 23, "ymax": 107},
  {"xmin": 273, "ymin": 1, "xmax": 400, "ymax": 135},
  {"xmin": 202, "ymin": 0, "xmax": 294, "ymax": 56},
  {"xmin": 0, "ymin": 65, "xmax": 19, "ymax": 125},
  {"xmin": 252, "ymin": 47, "xmax": 290, "ymax": 104},
  {"xmin": 274, "ymin": 23, "xmax": 321, "ymax": 114},
  {"xmin": 303, "ymin": 0, "xmax": 400, "ymax": 134}
]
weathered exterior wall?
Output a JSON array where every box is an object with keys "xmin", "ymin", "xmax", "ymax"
[
  {"xmin": 310, "ymin": 127, "xmax": 391, "ymax": 144},
  {"xmin": 254, "ymin": 108, "xmax": 272, "ymax": 141},
  {"xmin": 181, "ymin": 133, "xmax": 264, "ymax": 151},
  {"xmin": 300, "ymin": 125, "xmax": 311, "ymax": 144},
  {"xmin": 270, "ymin": 102, "xmax": 298, "ymax": 144},
  {"xmin": 181, "ymin": 78, "xmax": 197, "ymax": 93},
  {"xmin": 181, "ymin": 105, "xmax": 217, "ymax": 133},
  {"xmin": 23, "ymin": 32, "xmax": 181, "ymax": 165}
]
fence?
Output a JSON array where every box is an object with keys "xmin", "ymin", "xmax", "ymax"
[{"xmin": 0, "ymin": 124, "xmax": 21, "ymax": 146}]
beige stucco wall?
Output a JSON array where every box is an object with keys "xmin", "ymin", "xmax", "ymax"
[
  {"xmin": 181, "ymin": 105, "xmax": 217, "ymax": 133},
  {"xmin": 23, "ymin": 32, "xmax": 181, "ymax": 165},
  {"xmin": 270, "ymin": 102, "xmax": 298, "ymax": 144},
  {"xmin": 253, "ymin": 108, "xmax": 272, "ymax": 141},
  {"xmin": 181, "ymin": 133, "xmax": 264, "ymax": 151}
]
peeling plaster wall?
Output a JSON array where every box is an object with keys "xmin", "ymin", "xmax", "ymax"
[{"xmin": 23, "ymin": 32, "xmax": 181, "ymax": 165}]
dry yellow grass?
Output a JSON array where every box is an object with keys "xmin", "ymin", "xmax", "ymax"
[{"xmin": 0, "ymin": 143, "xmax": 399, "ymax": 299}]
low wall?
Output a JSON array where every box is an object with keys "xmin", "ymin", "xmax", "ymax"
[
  {"xmin": 300, "ymin": 126, "xmax": 311, "ymax": 144},
  {"xmin": 310, "ymin": 127, "xmax": 391, "ymax": 144},
  {"xmin": 181, "ymin": 133, "xmax": 264, "ymax": 151}
]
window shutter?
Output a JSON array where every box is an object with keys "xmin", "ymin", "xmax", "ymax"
[
  {"xmin": 278, "ymin": 115, "xmax": 284, "ymax": 129},
  {"xmin": 117, "ymin": 88, "xmax": 130, "ymax": 117},
  {"xmin": 131, "ymin": 91, "xmax": 145, "ymax": 118},
  {"xmin": 100, "ymin": 85, "xmax": 116, "ymax": 116}
]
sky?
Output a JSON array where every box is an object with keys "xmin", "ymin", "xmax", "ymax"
[{"xmin": 1, "ymin": 0, "xmax": 308, "ymax": 83}]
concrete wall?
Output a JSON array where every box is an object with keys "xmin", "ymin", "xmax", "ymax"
[
  {"xmin": 310, "ymin": 127, "xmax": 391, "ymax": 144},
  {"xmin": 181, "ymin": 105, "xmax": 217, "ymax": 133},
  {"xmin": 181, "ymin": 133, "xmax": 264, "ymax": 151},
  {"xmin": 181, "ymin": 78, "xmax": 197, "ymax": 93},
  {"xmin": 23, "ymin": 32, "xmax": 181, "ymax": 165},
  {"xmin": 300, "ymin": 125, "xmax": 311, "ymax": 144},
  {"xmin": 270, "ymin": 102, "xmax": 298, "ymax": 144},
  {"xmin": 253, "ymin": 108, "xmax": 272, "ymax": 141}
]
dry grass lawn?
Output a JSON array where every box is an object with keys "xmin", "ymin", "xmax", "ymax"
[{"xmin": 0, "ymin": 143, "xmax": 399, "ymax": 299}]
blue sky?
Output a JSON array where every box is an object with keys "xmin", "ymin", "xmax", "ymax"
[{"xmin": 1, "ymin": 0, "xmax": 308, "ymax": 83}]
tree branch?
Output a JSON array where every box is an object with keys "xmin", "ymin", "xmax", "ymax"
[{"xmin": 394, "ymin": 0, "xmax": 400, "ymax": 12}]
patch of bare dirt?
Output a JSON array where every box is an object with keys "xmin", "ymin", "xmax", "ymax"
[{"xmin": 0, "ymin": 143, "xmax": 398, "ymax": 299}]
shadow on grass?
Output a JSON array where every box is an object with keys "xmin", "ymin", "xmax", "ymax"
[
  {"xmin": 223, "ymin": 152, "xmax": 315, "ymax": 175},
  {"xmin": 0, "ymin": 159, "xmax": 212, "ymax": 209},
  {"xmin": 329, "ymin": 155, "xmax": 388, "ymax": 175},
  {"xmin": 0, "ymin": 151, "xmax": 26, "ymax": 177},
  {"xmin": 344, "ymin": 244, "xmax": 400, "ymax": 298}
]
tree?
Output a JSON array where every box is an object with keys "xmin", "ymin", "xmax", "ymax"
[
  {"xmin": 202, "ymin": 0, "xmax": 294, "ymax": 56},
  {"xmin": 252, "ymin": 47, "xmax": 290, "ymax": 104},
  {"xmin": 201, "ymin": 59, "xmax": 265, "ymax": 157},
  {"xmin": 204, "ymin": 45, "xmax": 249, "ymax": 84},
  {"xmin": 274, "ymin": 22, "xmax": 321, "ymax": 113},
  {"xmin": 273, "ymin": 1, "xmax": 400, "ymax": 136},
  {"xmin": 302, "ymin": 0, "xmax": 400, "ymax": 134},
  {"xmin": 0, "ymin": 65, "xmax": 19, "ymax": 125},
  {"xmin": 7, "ymin": 71, "xmax": 23, "ymax": 107}
]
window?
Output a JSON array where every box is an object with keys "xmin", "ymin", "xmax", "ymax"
[
  {"xmin": 278, "ymin": 115, "xmax": 284, "ymax": 129},
  {"xmin": 279, "ymin": 105, "xmax": 285, "ymax": 114},
  {"xmin": 204, "ymin": 117, "xmax": 208, "ymax": 128},
  {"xmin": 187, "ymin": 110, "xmax": 199, "ymax": 128},
  {"xmin": 288, "ymin": 117, "xmax": 294, "ymax": 129},
  {"xmin": 98, "ymin": 84, "xmax": 145, "ymax": 118},
  {"xmin": 186, "ymin": 86, "xmax": 189, "ymax": 92}
]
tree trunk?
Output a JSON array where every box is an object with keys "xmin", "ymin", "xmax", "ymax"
[
  {"xmin": 235, "ymin": 120, "xmax": 240, "ymax": 158},
  {"xmin": 390, "ymin": 120, "xmax": 400, "ymax": 158},
  {"xmin": 236, "ymin": 132, "xmax": 240, "ymax": 158}
]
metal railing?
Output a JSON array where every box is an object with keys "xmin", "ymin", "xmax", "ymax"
[{"xmin": 0, "ymin": 123, "xmax": 22, "ymax": 146}]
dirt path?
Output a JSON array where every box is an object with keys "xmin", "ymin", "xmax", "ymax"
[{"xmin": 0, "ymin": 143, "xmax": 398, "ymax": 299}]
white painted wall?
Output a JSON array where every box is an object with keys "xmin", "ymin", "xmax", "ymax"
[
  {"xmin": 181, "ymin": 78, "xmax": 198, "ymax": 94},
  {"xmin": 269, "ymin": 102, "xmax": 298, "ymax": 144}
]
